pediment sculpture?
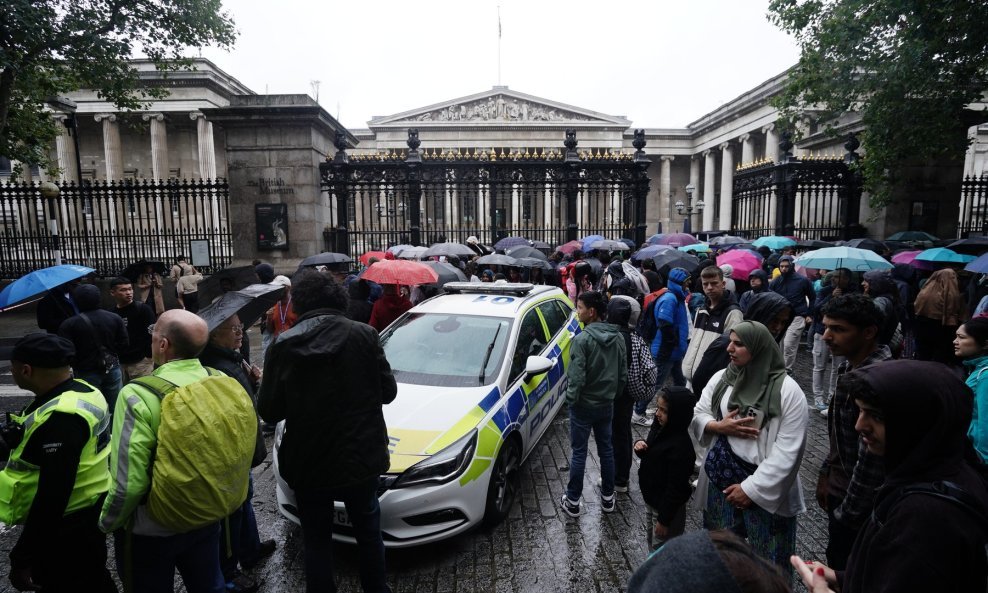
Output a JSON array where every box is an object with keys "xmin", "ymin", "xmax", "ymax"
[{"xmin": 403, "ymin": 95, "xmax": 594, "ymax": 123}]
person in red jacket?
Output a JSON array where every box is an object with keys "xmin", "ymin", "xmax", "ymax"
[{"xmin": 369, "ymin": 284, "xmax": 412, "ymax": 332}]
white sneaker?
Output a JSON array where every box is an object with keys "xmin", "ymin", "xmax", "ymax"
[
  {"xmin": 819, "ymin": 408, "xmax": 829, "ymax": 418},
  {"xmin": 645, "ymin": 407, "xmax": 657, "ymax": 416},
  {"xmin": 632, "ymin": 413, "xmax": 653, "ymax": 427}
]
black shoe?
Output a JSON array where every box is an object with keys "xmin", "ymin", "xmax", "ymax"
[
  {"xmin": 240, "ymin": 539, "xmax": 277, "ymax": 569},
  {"xmin": 261, "ymin": 422, "xmax": 276, "ymax": 436},
  {"xmin": 225, "ymin": 570, "xmax": 259, "ymax": 593}
]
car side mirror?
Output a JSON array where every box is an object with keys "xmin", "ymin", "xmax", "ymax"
[{"xmin": 524, "ymin": 356, "xmax": 553, "ymax": 379}]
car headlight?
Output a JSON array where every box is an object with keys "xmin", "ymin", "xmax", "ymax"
[{"xmin": 393, "ymin": 429, "xmax": 477, "ymax": 489}]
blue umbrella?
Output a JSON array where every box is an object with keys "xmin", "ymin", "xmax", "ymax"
[
  {"xmin": 965, "ymin": 253, "xmax": 988, "ymax": 274},
  {"xmin": 915, "ymin": 247, "xmax": 975, "ymax": 264},
  {"xmin": 645, "ymin": 233, "xmax": 666, "ymax": 246},
  {"xmin": 794, "ymin": 247, "xmax": 893, "ymax": 272},
  {"xmin": 678, "ymin": 243, "xmax": 712, "ymax": 253},
  {"xmin": 632, "ymin": 245, "xmax": 674, "ymax": 261},
  {"xmin": 581, "ymin": 234, "xmax": 606, "ymax": 252},
  {"xmin": 493, "ymin": 236, "xmax": 530, "ymax": 251},
  {"xmin": 752, "ymin": 236, "xmax": 797, "ymax": 250},
  {"xmin": 0, "ymin": 264, "xmax": 95, "ymax": 311}
]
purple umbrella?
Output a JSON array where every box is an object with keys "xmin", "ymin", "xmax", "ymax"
[
  {"xmin": 493, "ymin": 236, "xmax": 530, "ymax": 251},
  {"xmin": 657, "ymin": 233, "xmax": 698, "ymax": 248}
]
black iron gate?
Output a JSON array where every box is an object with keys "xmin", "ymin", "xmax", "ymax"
[
  {"xmin": 732, "ymin": 133, "xmax": 864, "ymax": 240},
  {"xmin": 320, "ymin": 129, "xmax": 651, "ymax": 257}
]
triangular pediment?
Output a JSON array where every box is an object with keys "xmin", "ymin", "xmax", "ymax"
[{"xmin": 368, "ymin": 87, "xmax": 631, "ymax": 128}]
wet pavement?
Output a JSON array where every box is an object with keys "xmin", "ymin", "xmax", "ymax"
[{"xmin": 0, "ymin": 314, "xmax": 831, "ymax": 592}]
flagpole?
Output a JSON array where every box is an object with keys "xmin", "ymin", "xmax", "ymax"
[{"xmin": 497, "ymin": 4, "xmax": 502, "ymax": 86}]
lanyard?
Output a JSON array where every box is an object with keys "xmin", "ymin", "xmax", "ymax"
[{"xmin": 278, "ymin": 296, "xmax": 292, "ymax": 327}]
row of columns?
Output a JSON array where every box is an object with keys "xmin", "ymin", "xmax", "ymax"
[
  {"xmin": 52, "ymin": 111, "xmax": 218, "ymax": 183},
  {"xmin": 656, "ymin": 123, "xmax": 781, "ymax": 232}
]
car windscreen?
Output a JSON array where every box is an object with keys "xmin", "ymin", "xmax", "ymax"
[{"xmin": 380, "ymin": 313, "xmax": 512, "ymax": 387}]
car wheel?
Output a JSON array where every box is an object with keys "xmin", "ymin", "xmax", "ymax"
[{"xmin": 483, "ymin": 436, "xmax": 521, "ymax": 527}]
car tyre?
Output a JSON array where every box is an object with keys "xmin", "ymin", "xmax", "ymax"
[{"xmin": 482, "ymin": 436, "xmax": 520, "ymax": 527}]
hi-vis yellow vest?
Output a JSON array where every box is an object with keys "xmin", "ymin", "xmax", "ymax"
[{"xmin": 0, "ymin": 382, "xmax": 111, "ymax": 525}]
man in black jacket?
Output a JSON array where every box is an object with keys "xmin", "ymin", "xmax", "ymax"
[
  {"xmin": 57, "ymin": 284, "xmax": 128, "ymax": 411},
  {"xmin": 108, "ymin": 277, "xmax": 155, "ymax": 382},
  {"xmin": 258, "ymin": 269, "xmax": 397, "ymax": 593},
  {"xmin": 769, "ymin": 255, "xmax": 815, "ymax": 375}
]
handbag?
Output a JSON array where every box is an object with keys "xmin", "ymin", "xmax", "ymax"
[{"xmin": 704, "ymin": 434, "xmax": 759, "ymax": 491}]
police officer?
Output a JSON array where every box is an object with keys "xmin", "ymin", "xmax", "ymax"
[{"xmin": 0, "ymin": 334, "xmax": 115, "ymax": 592}]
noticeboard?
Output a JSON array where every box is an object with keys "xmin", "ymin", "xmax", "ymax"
[
  {"xmin": 189, "ymin": 240, "xmax": 211, "ymax": 267},
  {"xmin": 256, "ymin": 203, "xmax": 289, "ymax": 251}
]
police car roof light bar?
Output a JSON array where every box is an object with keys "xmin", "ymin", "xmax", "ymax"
[{"xmin": 442, "ymin": 282, "xmax": 535, "ymax": 296}]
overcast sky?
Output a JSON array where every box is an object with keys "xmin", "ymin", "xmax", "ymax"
[{"xmin": 201, "ymin": 0, "xmax": 801, "ymax": 130}]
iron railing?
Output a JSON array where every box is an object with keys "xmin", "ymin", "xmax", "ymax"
[
  {"xmin": 0, "ymin": 178, "xmax": 233, "ymax": 278},
  {"xmin": 959, "ymin": 175, "xmax": 988, "ymax": 237}
]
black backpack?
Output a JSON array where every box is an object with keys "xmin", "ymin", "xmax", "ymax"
[{"xmin": 635, "ymin": 289, "xmax": 667, "ymax": 342}]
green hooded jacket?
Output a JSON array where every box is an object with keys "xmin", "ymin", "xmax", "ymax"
[{"xmin": 565, "ymin": 321, "xmax": 627, "ymax": 408}]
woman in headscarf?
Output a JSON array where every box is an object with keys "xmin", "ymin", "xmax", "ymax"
[
  {"xmin": 913, "ymin": 268, "xmax": 967, "ymax": 364},
  {"xmin": 954, "ymin": 317, "xmax": 988, "ymax": 463},
  {"xmin": 691, "ymin": 320, "xmax": 808, "ymax": 576}
]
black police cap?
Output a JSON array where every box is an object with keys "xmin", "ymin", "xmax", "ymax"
[{"xmin": 11, "ymin": 333, "xmax": 75, "ymax": 368}]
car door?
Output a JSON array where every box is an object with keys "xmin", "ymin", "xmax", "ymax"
[{"xmin": 530, "ymin": 299, "xmax": 576, "ymax": 441}]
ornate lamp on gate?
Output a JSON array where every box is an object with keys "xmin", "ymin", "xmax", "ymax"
[{"xmin": 675, "ymin": 183, "xmax": 705, "ymax": 235}]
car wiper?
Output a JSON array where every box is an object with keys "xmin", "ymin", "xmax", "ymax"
[{"xmin": 479, "ymin": 323, "xmax": 503, "ymax": 383}]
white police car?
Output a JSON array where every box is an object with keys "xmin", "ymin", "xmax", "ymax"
[{"xmin": 273, "ymin": 282, "xmax": 578, "ymax": 547}]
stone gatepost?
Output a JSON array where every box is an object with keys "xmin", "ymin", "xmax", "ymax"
[{"xmin": 203, "ymin": 96, "xmax": 355, "ymax": 267}]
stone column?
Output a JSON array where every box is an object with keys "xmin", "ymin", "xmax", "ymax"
[
  {"xmin": 719, "ymin": 142, "xmax": 734, "ymax": 231},
  {"xmin": 190, "ymin": 112, "xmax": 217, "ymax": 180},
  {"xmin": 143, "ymin": 113, "xmax": 169, "ymax": 180},
  {"xmin": 763, "ymin": 124, "xmax": 780, "ymax": 163},
  {"xmin": 702, "ymin": 150, "xmax": 716, "ymax": 232},
  {"xmin": 740, "ymin": 133, "xmax": 755, "ymax": 165},
  {"xmin": 659, "ymin": 155, "xmax": 674, "ymax": 232},
  {"xmin": 95, "ymin": 113, "xmax": 123, "ymax": 181},
  {"xmin": 53, "ymin": 115, "xmax": 78, "ymax": 183}
]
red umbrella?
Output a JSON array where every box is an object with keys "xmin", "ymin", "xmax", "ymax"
[
  {"xmin": 359, "ymin": 251, "xmax": 388, "ymax": 266},
  {"xmin": 556, "ymin": 240, "xmax": 582, "ymax": 255},
  {"xmin": 360, "ymin": 260, "xmax": 438, "ymax": 286},
  {"xmin": 716, "ymin": 250, "xmax": 762, "ymax": 281}
]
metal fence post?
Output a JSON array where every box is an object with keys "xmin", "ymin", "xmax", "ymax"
[
  {"xmin": 327, "ymin": 131, "xmax": 351, "ymax": 255},
  {"xmin": 563, "ymin": 129, "xmax": 580, "ymax": 243},
  {"xmin": 842, "ymin": 134, "xmax": 863, "ymax": 240},
  {"xmin": 775, "ymin": 131, "xmax": 797, "ymax": 235},
  {"xmin": 405, "ymin": 129, "xmax": 423, "ymax": 247},
  {"xmin": 632, "ymin": 129, "xmax": 651, "ymax": 247}
]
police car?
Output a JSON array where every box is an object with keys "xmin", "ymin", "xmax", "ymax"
[{"xmin": 273, "ymin": 282, "xmax": 578, "ymax": 547}]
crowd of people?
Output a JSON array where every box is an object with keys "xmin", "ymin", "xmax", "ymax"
[{"xmin": 4, "ymin": 235, "xmax": 988, "ymax": 592}]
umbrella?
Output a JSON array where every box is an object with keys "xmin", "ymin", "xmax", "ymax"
[
  {"xmin": 709, "ymin": 235, "xmax": 747, "ymax": 246},
  {"xmin": 678, "ymin": 243, "xmax": 712, "ymax": 253},
  {"xmin": 418, "ymin": 261, "xmax": 468, "ymax": 286},
  {"xmin": 965, "ymin": 253, "xmax": 988, "ymax": 274},
  {"xmin": 716, "ymin": 250, "xmax": 762, "ymax": 281},
  {"xmin": 530, "ymin": 240, "xmax": 552, "ymax": 251},
  {"xmin": 120, "ymin": 260, "xmax": 167, "ymax": 281},
  {"xmin": 359, "ymin": 251, "xmax": 387, "ymax": 266},
  {"xmin": 652, "ymin": 251, "xmax": 701, "ymax": 275},
  {"xmin": 631, "ymin": 245, "xmax": 674, "ymax": 261},
  {"xmin": 388, "ymin": 244, "xmax": 414, "ymax": 255},
  {"xmin": 299, "ymin": 252, "xmax": 352, "ymax": 267},
  {"xmin": 887, "ymin": 231, "xmax": 939, "ymax": 242},
  {"xmin": 589, "ymin": 239, "xmax": 631, "ymax": 252},
  {"xmin": 515, "ymin": 257, "xmax": 554, "ymax": 271},
  {"xmin": 794, "ymin": 246, "xmax": 893, "ymax": 272},
  {"xmin": 795, "ymin": 239, "xmax": 835, "ymax": 250},
  {"xmin": 645, "ymin": 233, "xmax": 666, "ymax": 246},
  {"xmin": 581, "ymin": 234, "xmax": 606, "ymax": 252},
  {"xmin": 421, "ymin": 242, "xmax": 477, "ymax": 259},
  {"xmin": 360, "ymin": 260, "xmax": 438, "ymax": 285},
  {"xmin": 621, "ymin": 261, "xmax": 650, "ymax": 295},
  {"xmin": 197, "ymin": 283, "xmax": 286, "ymax": 332},
  {"xmin": 0, "ymin": 264, "xmax": 95, "ymax": 311},
  {"xmin": 197, "ymin": 265, "xmax": 262, "ymax": 306},
  {"xmin": 396, "ymin": 246, "xmax": 428, "ymax": 260},
  {"xmin": 891, "ymin": 250, "xmax": 923, "ymax": 265},
  {"xmin": 947, "ymin": 237, "xmax": 988, "ymax": 255},
  {"xmin": 505, "ymin": 246, "xmax": 548, "ymax": 260},
  {"xmin": 752, "ymin": 236, "xmax": 797, "ymax": 250},
  {"xmin": 657, "ymin": 233, "xmax": 697, "ymax": 248},
  {"xmin": 556, "ymin": 240, "xmax": 583, "ymax": 255},
  {"xmin": 914, "ymin": 247, "xmax": 976, "ymax": 264},
  {"xmin": 844, "ymin": 238, "xmax": 888, "ymax": 254},
  {"xmin": 476, "ymin": 254, "xmax": 519, "ymax": 266},
  {"xmin": 618, "ymin": 238, "xmax": 637, "ymax": 250},
  {"xmin": 493, "ymin": 236, "xmax": 530, "ymax": 251}
]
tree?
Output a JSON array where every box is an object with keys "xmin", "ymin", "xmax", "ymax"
[
  {"xmin": 768, "ymin": 0, "xmax": 988, "ymax": 209},
  {"xmin": 0, "ymin": 0, "xmax": 236, "ymax": 174}
]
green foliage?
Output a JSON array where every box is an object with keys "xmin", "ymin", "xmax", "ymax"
[
  {"xmin": 0, "ymin": 0, "xmax": 236, "ymax": 173},
  {"xmin": 768, "ymin": 0, "xmax": 988, "ymax": 209}
]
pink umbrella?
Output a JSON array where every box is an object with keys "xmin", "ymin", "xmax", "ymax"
[
  {"xmin": 360, "ymin": 260, "xmax": 439, "ymax": 286},
  {"xmin": 893, "ymin": 249, "xmax": 936, "ymax": 270},
  {"xmin": 657, "ymin": 233, "xmax": 698, "ymax": 248},
  {"xmin": 556, "ymin": 240, "xmax": 582, "ymax": 255},
  {"xmin": 716, "ymin": 250, "xmax": 761, "ymax": 281}
]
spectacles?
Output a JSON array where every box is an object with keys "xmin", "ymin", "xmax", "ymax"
[{"xmin": 220, "ymin": 325, "xmax": 245, "ymax": 335}]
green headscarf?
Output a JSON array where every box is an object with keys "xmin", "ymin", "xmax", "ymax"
[{"xmin": 709, "ymin": 320, "xmax": 786, "ymax": 426}]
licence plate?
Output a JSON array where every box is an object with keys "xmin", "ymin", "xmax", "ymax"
[{"xmin": 334, "ymin": 508, "xmax": 351, "ymax": 527}]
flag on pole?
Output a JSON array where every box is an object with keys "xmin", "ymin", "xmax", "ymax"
[{"xmin": 498, "ymin": 5, "xmax": 502, "ymax": 38}]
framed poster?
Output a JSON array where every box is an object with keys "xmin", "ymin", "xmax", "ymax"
[
  {"xmin": 256, "ymin": 203, "xmax": 289, "ymax": 251},
  {"xmin": 189, "ymin": 239, "xmax": 211, "ymax": 267}
]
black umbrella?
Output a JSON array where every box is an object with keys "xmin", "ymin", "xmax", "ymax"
[
  {"xmin": 120, "ymin": 260, "xmax": 167, "ymax": 281},
  {"xmin": 476, "ymin": 254, "xmax": 518, "ymax": 266},
  {"xmin": 198, "ymin": 265, "xmax": 261, "ymax": 306},
  {"xmin": 795, "ymin": 239, "xmax": 835, "ymax": 250},
  {"xmin": 197, "ymin": 283, "xmax": 286, "ymax": 332},
  {"xmin": 505, "ymin": 246, "xmax": 548, "ymax": 260},
  {"xmin": 652, "ymin": 251, "xmax": 701, "ymax": 275},
  {"xmin": 516, "ymin": 257, "xmax": 554, "ymax": 271},
  {"xmin": 589, "ymin": 239, "xmax": 631, "ymax": 252},
  {"xmin": 530, "ymin": 240, "xmax": 552, "ymax": 251},
  {"xmin": 419, "ymin": 261, "xmax": 468, "ymax": 286},
  {"xmin": 299, "ymin": 252, "xmax": 352, "ymax": 267},
  {"xmin": 948, "ymin": 236, "xmax": 988, "ymax": 255},
  {"xmin": 420, "ymin": 242, "xmax": 477, "ymax": 259},
  {"xmin": 844, "ymin": 238, "xmax": 888, "ymax": 254}
]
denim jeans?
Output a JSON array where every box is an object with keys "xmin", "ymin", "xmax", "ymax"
[
  {"xmin": 295, "ymin": 477, "xmax": 391, "ymax": 593},
  {"xmin": 115, "ymin": 522, "xmax": 224, "ymax": 593},
  {"xmin": 634, "ymin": 358, "xmax": 686, "ymax": 416},
  {"xmin": 566, "ymin": 404, "xmax": 615, "ymax": 502},
  {"xmin": 220, "ymin": 475, "xmax": 261, "ymax": 578},
  {"xmin": 77, "ymin": 364, "xmax": 122, "ymax": 413}
]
